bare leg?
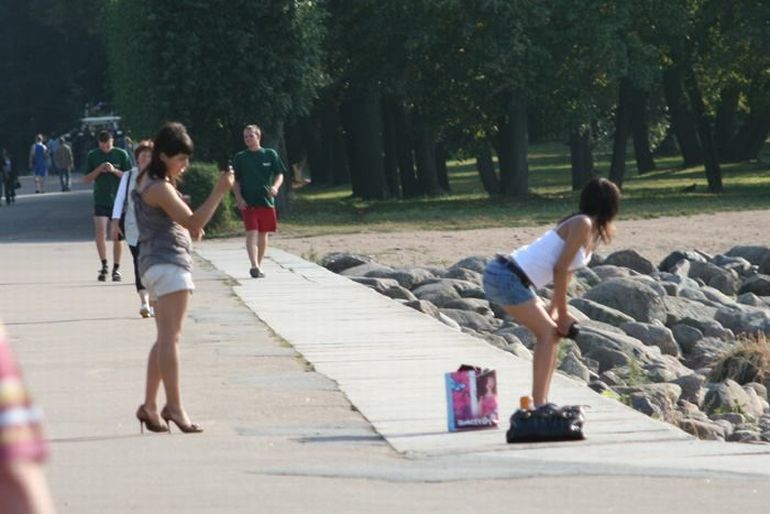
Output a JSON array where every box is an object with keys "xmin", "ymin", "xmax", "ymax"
[
  {"xmin": 112, "ymin": 232, "xmax": 122, "ymax": 267},
  {"xmin": 94, "ymin": 217, "xmax": 107, "ymax": 261},
  {"xmin": 0, "ymin": 462, "xmax": 56, "ymax": 514},
  {"xmin": 502, "ymin": 299, "xmax": 560, "ymax": 407},
  {"xmin": 245, "ymin": 230, "xmax": 258, "ymax": 268},
  {"xmin": 154, "ymin": 289, "xmax": 192, "ymax": 424},
  {"xmin": 257, "ymin": 232, "xmax": 269, "ymax": 267}
]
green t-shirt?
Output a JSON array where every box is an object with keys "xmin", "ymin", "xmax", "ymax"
[
  {"xmin": 86, "ymin": 147, "xmax": 131, "ymax": 208},
  {"xmin": 233, "ymin": 148, "xmax": 286, "ymax": 208}
]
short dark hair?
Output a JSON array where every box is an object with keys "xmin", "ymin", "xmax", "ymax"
[
  {"xmin": 134, "ymin": 139, "xmax": 154, "ymax": 160},
  {"xmin": 98, "ymin": 130, "xmax": 113, "ymax": 143}
]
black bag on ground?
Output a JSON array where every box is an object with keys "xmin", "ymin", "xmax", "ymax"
[{"xmin": 506, "ymin": 404, "xmax": 585, "ymax": 443}]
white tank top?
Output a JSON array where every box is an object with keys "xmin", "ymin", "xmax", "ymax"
[{"xmin": 509, "ymin": 229, "xmax": 591, "ymax": 289}]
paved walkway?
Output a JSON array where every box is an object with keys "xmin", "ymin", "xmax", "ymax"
[{"xmin": 2, "ymin": 206, "xmax": 770, "ymax": 513}]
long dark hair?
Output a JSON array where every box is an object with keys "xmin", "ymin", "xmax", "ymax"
[
  {"xmin": 560, "ymin": 177, "xmax": 621, "ymax": 244},
  {"xmin": 141, "ymin": 122, "xmax": 194, "ymax": 186}
]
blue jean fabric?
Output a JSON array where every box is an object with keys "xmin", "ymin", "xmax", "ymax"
[{"xmin": 483, "ymin": 257, "xmax": 536, "ymax": 306}]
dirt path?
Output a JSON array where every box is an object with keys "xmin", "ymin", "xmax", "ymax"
[{"xmin": 274, "ymin": 209, "xmax": 770, "ymax": 268}]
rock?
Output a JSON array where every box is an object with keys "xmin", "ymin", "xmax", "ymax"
[
  {"xmin": 340, "ymin": 262, "xmax": 393, "ymax": 277},
  {"xmin": 728, "ymin": 429, "xmax": 761, "ymax": 443},
  {"xmin": 745, "ymin": 382, "xmax": 768, "ymax": 402},
  {"xmin": 591, "ymin": 265, "xmax": 638, "ymax": 281},
  {"xmin": 574, "ymin": 267, "xmax": 602, "ymax": 287},
  {"xmin": 685, "ymin": 337, "xmax": 734, "ymax": 370},
  {"xmin": 671, "ymin": 373, "xmax": 706, "ymax": 406},
  {"xmin": 558, "ymin": 353, "xmax": 591, "ymax": 382},
  {"xmin": 403, "ymin": 299, "xmax": 441, "ymax": 319},
  {"xmin": 737, "ymin": 292, "xmax": 766, "ymax": 307},
  {"xmin": 662, "ymin": 296, "xmax": 719, "ymax": 327},
  {"xmin": 448, "ymin": 256, "xmax": 489, "ymax": 274},
  {"xmin": 671, "ymin": 323, "xmax": 704, "ymax": 354},
  {"xmin": 711, "ymin": 254, "xmax": 754, "ymax": 277},
  {"xmin": 364, "ymin": 267, "xmax": 436, "ymax": 289},
  {"xmin": 725, "ymin": 245, "xmax": 770, "ymax": 266},
  {"xmin": 381, "ymin": 285, "xmax": 418, "ymax": 302},
  {"xmin": 443, "ymin": 298, "xmax": 493, "ymax": 316},
  {"xmin": 603, "ymin": 249, "xmax": 656, "ymax": 275},
  {"xmin": 621, "ymin": 321, "xmax": 680, "ymax": 357},
  {"xmin": 570, "ymin": 298, "xmax": 636, "ymax": 326},
  {"xmin": 739, "ymin": 274, "xmax": 770, "ymax": 297},
  {"xmin": 443, "ymin": 267, "xmax": 482, "ymax": 285},
  {"xmin": 321, "ymin": 252, "xmax": 374, "ymax": 273},
  {"xmin": 714, "ymin": 305, "xmax": 770, "ymax": 336},
  {"xmin": 688, "ymin": 261, "xmax": 740, "ymax": 295},
  {"xmin": 584, "ymin": 277, "xmax": 667, "ymax": 324},
  {"xmin": 583, "ymin": 347, "xmax": 631, "ymax": 372},
  {"xmin": 599, "ymin": 370, "xmax": 627, "ymax": 387},
  {"xmin": 412, "ymin": 280, "xmax": 461, "ymax": 306},
  {"xmin": 589, "ymin": 380, "xmax": 611, "ymax": 394},
  {"xmin": 437, "ymin": 312, "xmax": 462, "ymax": 330},
  {"xmin": 439, "ymin": 308, "xmax": 498, "ymax": 333},
  {"xmin": 620, "ymin": 383, "xmax": 682, "ymax": 421},
  {"xmin": 349, "ymin": 276, "xmax": 401, "ymax": 294},
  {"xmin": 703, "ymin": 379, "xmax": 765, "ymax": 420},
  {"xmin": 699, "ymin": 286, "xmax": 739, "ymax": 308},
  {"xmin": 659, "ymin": 250, "xmax": 708, "ymax": 272},
  {"xmin": 506, "ymin": 341, "xmax": 532, "ymax": 360},
  {"xmin": 678, "ymin": 418, "xmax": 726, "ymax": 440},
  {"xmin": 496, "ymin": 324, "xmax": 537, "ymax": 349}
]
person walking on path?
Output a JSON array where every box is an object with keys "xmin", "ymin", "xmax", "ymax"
[
  {"xmin": 28, "ymin": 135, "xmax": 48, "ymax": 194},
  {"xmin": 482, "ymin": 177, "xmax": 621, "ymax": 409},
  {"xmin": 133, "ymin": 122, "xmax": 233, "ymax": 434},
  {"xmin": 2, "ymin": 149, "xmax": 16, "ymax": 205},
  {"xmin": 53, "ymin": 137, "xmax": 74, "ymax": 192},
  {"xmin": 111, "ymin": 139, "xmax": 154, "ymax": 318},
  {"xmin": 232, "ymin": 124, "xmax": 285, "ymax": 278},
  {"xmin": 0, "ymin": 324, "xmax": 56, "ymax": 514},
  {"xmin": 83, "ymin": 130, "xmax": 131, "ymax": 282}
]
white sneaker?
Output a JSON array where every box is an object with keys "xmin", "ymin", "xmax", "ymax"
[{"xmin": 139, "ymin": 304, "xmax": 152, "ymax": 318}]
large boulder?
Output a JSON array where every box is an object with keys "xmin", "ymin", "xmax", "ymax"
[
  {"xmin": 321, "ymin": 252, "xmax": 375, "ymax": 273},
  {"xmin": 662, "ymin": 296, "xmax": 719, "ymax": 327},
  {"xmin": 443, "ymin": 267, "xmax": 482, "ymax": 285},
  {"xmin": 619, "ymin": 383, "xmax": 682, "ymax": 421},
  {"xmin": 671, "ymin": 373, "xmax": 707, "ymax": 406},
  {"xmin": 725, "ymin": 245, "xmax": 770, "ymax": 266},
  {"xmin": 584, "ymin": 277, "xmax": 667, "ymax": 324},
  {"xmin": 704, "ymin": 379, "xmax": 765, "ymax": 420},
  {"xmin": 621, "ymin": 321, "xmax": 680, "ymax": 357},
  {"xmin": 439, "ymin": 308, "xmax": 499, "ymax": 333},
  {"xmin": 603, "ymin": 249, "xmax": 656, "ymax": 275},
  {"xmin": 382, "ymin": 285, "xmax": 418, "ymax": 302},
  {"xmin": 447, "ymin": 256, "xmax": 489, "ymax": 274},
  {"xmin": 349, "ymin": 276, "xmax": 401, "ymax": 294},
  {"xmin": 687, "ymin": 261, "xmax": 740, "ymax": 295},
  {"xmin": 684, "ymin": 337, "xmax": 734, "ymax": 370},
  {"xmin": 558, "ymin": 353, "xmax": 591, "ymax": 382},
  {"xmin": 738, "ymin": 275, "xmax": 770, "ymax": 297},
  {"xmin": 591, "ymin": 265, "xmax": 638, "ymax": 281},
  {"xmin": 670, "ymin": 323, "xmax": 704, "ymax": 354},
  {"xmin": 443, "ymin": 298, "xmax": 493, "ymax": 316},
  {"xmin": 364, "ymin": 267, "xmax": 436, "ymax": 289},
  {"xmin": 569, "ymin": 298, "xmax": 636, "ymax": 327},
  {"xmin": 412, "ymin": 281, "xmax": 461, "ymax": 306},
  {"xmin": 714, "ymin": 305, "xmax": 770, "ymax": 336},
  {"xmin": 340, "ymin": 262, "xmax": 393, "ymax": 277},
  {"xmin": 659, "ymin": 250, "xmax": 708, "ymax": 272}
]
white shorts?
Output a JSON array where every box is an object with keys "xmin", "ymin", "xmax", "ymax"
[{"xmin": 142, "ymin": 264, "xmax": 195, "ymax": 301}]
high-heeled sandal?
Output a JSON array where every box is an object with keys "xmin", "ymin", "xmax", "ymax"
[
  {"xmin": 160, "ymin": 406, "xmax": 203, "ymax": 434},
  {"xmin": 136, "ymin": 405, "xmax": 168, "ymax": 433}
]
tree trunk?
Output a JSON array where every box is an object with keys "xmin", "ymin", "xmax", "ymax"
[
  {"xmin": 609, "ymin": 78, "xmax": 633, "ymax": 187},
  {"xmin": 341, "ymin": 86, "xmax": 389, "ymax": 199},
  {"xmin": 414, "ymin": 116, "xmax": 442, "ymax": 197},
  {"xmin": 683, "ymin": 66, "xmax": 723, "ymax": 193},
  {"xmin": 715, "ymin": 86, "xmax": 740, "ymax": 160},
  {"xmin": 496, "ymin": 92, "xmax": 529, "ymax": 197},
  {"xmin": 381, "ymin": 97, "xmax": 402, "ymax": 197},
  {"xmin": 476, "ymin": 142, "xmax": 499, "ymax": 196},
  {"xmin": 435, "ymin": 142, "xmax": 450, "ymax": 193},
  {"xmin": 630, "ymin": 85, "xmax": 656, "ymax": 174},
  {"xmin": 392, "ymin": 101, "xmax": 421, "ymax": 197},
  {"xmin": 663, "ymin": 65, "xmax": 704, "ymax": 167},
  {"xmin": 724, "ymin": 89, "xmax": 770, "ymax": 162},
  {"xmin": 569, "ymin": 124, "xmax": 594, "ymax": 191},
  {"xmin": 339, "ymin": 94, "xmax": 362, "ymax": 196}
]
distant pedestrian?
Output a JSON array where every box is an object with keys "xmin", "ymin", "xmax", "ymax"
[
  {"xmin": 0, "ymin": 323, "xmax": 56, "ymax": 514},
  {"xmin": 2, "ymin": 149, "xmax": 16, "ymax": 205},
  {"xmin": 83, "ymin": 130, "xmax": 131, "ymax": 282},
  {"xmin": 28, "ymin": 135, "xmax": 48, "ymax": 194},
  {"xmin": 53, "ymin": 137, "xmax": 74, "ymax": 192},
  {"xmin": 232, "ymin": 124, "xmax": 285, "ymax": 278},
  {"xmin": 111, "ymin": 139, "xmax": 154, "ymax": 318},
  {"xmin": 133, "ymin": 122, "xmax": 233, "ymax": 434}
]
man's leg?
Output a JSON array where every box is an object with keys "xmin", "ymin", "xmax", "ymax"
[
  {"xmin": 94, "ymin": 216, "xmax": 109, "ymax": 280},
  {"xmin": 246, "ymin": 230, "xmax": 259, "ymax": 269},
  {"xmin": 257, "ymin": 232, "xmax": 269, "ymax": 267}
]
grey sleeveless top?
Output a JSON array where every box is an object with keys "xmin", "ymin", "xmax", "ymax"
[{"xmin": 133, "ymin": 178, "xmax": 193, "ymax": 276}]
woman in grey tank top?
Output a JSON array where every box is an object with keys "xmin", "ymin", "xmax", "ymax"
[{"xmin": 133, "ymin": 123, "xmax": 234, "ymax": 434}]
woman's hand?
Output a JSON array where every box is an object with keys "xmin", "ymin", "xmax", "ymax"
[
  {"xmin": 216, "ymin": 167, "xmax": 235, "ymax": 195},
  {"xmin": 189, "ymin": 227, "xmax": 205, "ymax": 241},
  {"xmin": 555, "ymin": 312, "xmax": 578, "ymax": 338}
]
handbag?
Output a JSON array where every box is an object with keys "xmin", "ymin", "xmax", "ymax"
[{"xmin": 506, "ymin": 404, "xmax": 585, "ymax": 443}]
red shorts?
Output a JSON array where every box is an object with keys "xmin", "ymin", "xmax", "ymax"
[{"xmin": 242, "ymin": 206, "xmax": 277, "ymax": 232}]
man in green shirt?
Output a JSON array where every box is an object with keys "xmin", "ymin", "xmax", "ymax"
[
  {"xmin": 232, "ymin": 124, "xmax": 285, "ymax": 278},
  {"xmin": 84, "ymin": 130, "xmax": 131, "ymax": 282}
]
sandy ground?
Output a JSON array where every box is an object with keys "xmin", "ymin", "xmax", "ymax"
[{"xmin": 273, "ymin": 209, "xmax": 770, "ymax": 268}]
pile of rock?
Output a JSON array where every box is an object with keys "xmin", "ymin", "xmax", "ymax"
[{"xmin": 321, "ymin": 245, "xmax": 770, "ymax": 443}]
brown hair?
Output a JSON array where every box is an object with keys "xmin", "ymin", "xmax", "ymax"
[
  {"xmin": 133, "ymin": 139, "xmax": 154, "ymax": 160},
  {"xmin": 579, "ymin": 177, "xmax": 620, "ymax": 244}
]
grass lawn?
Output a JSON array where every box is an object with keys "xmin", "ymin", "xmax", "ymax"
[{"xmin": 277, "ymin": 141, "xmax": 770, "ymax": 236}]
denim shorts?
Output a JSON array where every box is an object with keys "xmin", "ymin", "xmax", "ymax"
[
  {"xmin": 142, "ymin": 264, "xmax": 195, "ymax": 301},
  {"xmin": 483, "ymin": 258, "xmax": 536, "ymax": 306}
]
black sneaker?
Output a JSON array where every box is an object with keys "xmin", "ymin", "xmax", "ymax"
[
  {"xmin": 112, "ymin": 269, "xmax": 122, "ymax": 282},
  {"xmin": 249, "ymin": 266, "xmax": 265, "ymax": 278},
  {"xmin": 98, "ymin": 267, "xmax": 108, "ymax": 281}
]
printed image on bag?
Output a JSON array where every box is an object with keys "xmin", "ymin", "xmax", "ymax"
[{"xmin": 445, "ymin": 365, "xmax": 499, "ymax": 432}]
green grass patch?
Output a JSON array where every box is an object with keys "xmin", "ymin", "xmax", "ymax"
[{"xmin": 217, "ymin": 140, "xmax": 770, "ymax": 237}]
